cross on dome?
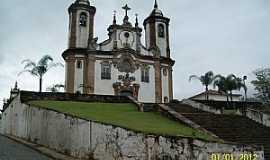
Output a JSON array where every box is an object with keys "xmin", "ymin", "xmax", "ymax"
[
  {"xmin": 122, "ymin": 4, "xmax": 132, "ymax": 25},
  {"xmin": 122, "ymin": 4, "xmax": 131, "ymax": 17}
]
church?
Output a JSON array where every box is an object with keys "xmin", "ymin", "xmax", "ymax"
[{"xmin": 62, "ymin": 0, "xmax": 175, "ymax": 103}]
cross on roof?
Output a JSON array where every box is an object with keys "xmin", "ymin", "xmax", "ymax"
[{"xmin": 122, "ymin": 4, "xmax": 131, "ymax": 17}]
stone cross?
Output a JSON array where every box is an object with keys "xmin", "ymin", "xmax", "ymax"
[{"xmin": 122, "ymin": 4, "xmax": 131, "ymax": 17}]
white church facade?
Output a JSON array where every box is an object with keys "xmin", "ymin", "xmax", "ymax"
[{"xmin": 62, "ymin": 0, "xmax": 175, "ymax": 103}]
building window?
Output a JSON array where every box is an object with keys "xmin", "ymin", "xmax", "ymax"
[
  {"xmin": 77, "ymin": 60, "xmax": 82, "ymax": 69},
  {"xmin": 141, "ymin": 66, "xmax": 150, "ymax": 83},
  {"xmin": 158, "ymin": 24, "xmax": 165, "ymax": 38},
  {"xmin": 163, "ymin": 68, "xmax": 168, "ymax": 76},
  {"xmin": 101, "ymin": 62, "xmax": 111, "ymax": 80},
  {"xmin": 79, "ymin": 12, "xmax": 87, "ymax": 27}
]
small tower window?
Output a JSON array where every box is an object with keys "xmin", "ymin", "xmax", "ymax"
[
  {"xmin": 77, "ymin": 60, "xmax": 82, "ymax": 69},
  {"xmin": 141, "ymin": 66, "xmax": 150, "ymax": 83},
  {"xmin": 101, "ymin": 62, "xmax": 111, "ymax": 80},
  {"xmin": 158, "ymin": 24, "xmax": 165, "ymax": 38},
  {"xmin": 163, "ymin": 68, "xmax": 168, "ymax": 76},
  {"xmin": 79, "ymin": 12, "xmax": 87, "ymax": 27}
]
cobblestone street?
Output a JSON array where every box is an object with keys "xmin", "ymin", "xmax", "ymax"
[{"xmin": 0, "ymin": 135, "xmax": 52, "ymax": 160}]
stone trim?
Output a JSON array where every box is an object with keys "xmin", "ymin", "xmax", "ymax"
[
  {"xmin": 68, "ymin": 12, "xmax": 77, "ymax": 48},
  {"xmin": 62, "ymin": 49, "xmax": 175, "ymax": 66},
  {"xmin": 168, "ymin": 67, "xmax": 173, "ymax": 101},
  {"xmin": 154, "ymin": 60, "xmax": 162, "ymax": 103},
  {"xmin": 65, "ymin": 56, "xmax": 76, "ymax": 93},
  {"xmin": 166, "ymin": 23, "xmax": 170, "ymax": 58},
  {"xmin": 149, "ymin": 22, "xmax": 156, "ymax": 48}
]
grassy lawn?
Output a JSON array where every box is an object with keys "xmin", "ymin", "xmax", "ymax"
[{"xmin": 28, "ymin": 100, "xmax": 216, "ymax": 141}]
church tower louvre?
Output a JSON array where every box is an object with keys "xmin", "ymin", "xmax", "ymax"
[{"xmin": 143, "ymin": 0, "xmax": 170, "ymax": 58}]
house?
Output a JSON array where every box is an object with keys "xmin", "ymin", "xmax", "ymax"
[{"xmin": 189, "ymin": 90, "xmax": 242, "ymax": 102}]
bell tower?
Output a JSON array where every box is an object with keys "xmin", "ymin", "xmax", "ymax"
[
  {"xmin": 68, "ymin": 0, "xmax": 96, "ymax": 48},
  {"xmin": 143, "ymin": 0, "xmax": 170, "ymax": 58}
]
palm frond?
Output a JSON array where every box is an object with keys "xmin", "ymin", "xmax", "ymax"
[
  {"xmin": 48, "ymin": 62, "xmax": 64, "ymax": 70},
  {"xmin": 18, "ymin": 69, "xmax": 39, "ymax": 77},
  {"xmin": 38, "ymin": 55, "xmax": 53, "ymax": 66},
  {"xmin": 23, "ymin": 62, "xmax": 37, "ymax": 70},
  {"xmin": 189, "ymin": 75, "xmax": 200, "ymax": 82}
]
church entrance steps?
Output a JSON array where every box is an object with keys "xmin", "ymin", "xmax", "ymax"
[{"xmin": 168, "ymin": 102, "xmax": 270, "ymax": 160}]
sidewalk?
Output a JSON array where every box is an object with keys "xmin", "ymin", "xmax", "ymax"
[{"xmin": 3, "ymin": 135, "xmax": 79, "ymax": 160}]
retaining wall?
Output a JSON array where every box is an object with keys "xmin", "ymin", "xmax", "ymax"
[
  {"xmin": 246, "ymin": 109, "xmax": 270, "ymax": 127},
  {"xmin": 0, "ymin": 95, "xmax": 264, "ymax": 160}
]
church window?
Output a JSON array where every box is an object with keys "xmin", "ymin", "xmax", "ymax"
[
  {"xmin": 158, "ymin": 24, "xmax": 165, "ymax": 38},
  {"xmin": 77, "ymin": 60, "xmax": 82, "ymax": 69},
  {"xmin": 101, "ymin": 62, "xmax": 111, "ymax": 80},
  {"xmin": 141, "ymin": 66, "xmax": 150, "ymax": 83},
  {"xmin": 79, "ymin": 12, "xmax": 87, "ymax": 27},
  {"xmin": 163, "ymin": 68, "xmax": 168, "ymax": 76}
]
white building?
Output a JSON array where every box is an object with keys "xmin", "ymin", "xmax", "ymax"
[
  {"xmin": 189, "ymin": 90, "xmax": 242, "ymax": 102},
  {"xmin": 63, "ymin": 0, "xmax": 175, "ymax": 103}
]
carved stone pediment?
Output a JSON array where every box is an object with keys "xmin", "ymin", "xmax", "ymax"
[{"xmin": 113, "ymin": 52, "xmax": 140, "ymax": 73}]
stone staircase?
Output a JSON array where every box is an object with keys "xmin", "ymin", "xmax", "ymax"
[{"xmin": 169, "ymin": 103, "xmax": 270, "ymax": 160}]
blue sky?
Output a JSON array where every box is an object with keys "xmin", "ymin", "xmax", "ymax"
[{"xmin": 0, "ymin": 0, "xmax": 270, "ymax": 109}]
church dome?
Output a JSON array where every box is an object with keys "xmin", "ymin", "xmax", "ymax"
[
  {"xmin": 75, "ymin": 0, "xmax": 90, "ymax": 5},
  {"xmin": 149, "ymin": 0, "xmax": 163, "ymax": 17},
  {"xmin": 150, "ymin": 8, "xmax": 163, "ymax": 17}
]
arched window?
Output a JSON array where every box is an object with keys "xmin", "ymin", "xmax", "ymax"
[
  {"xmin": 79, "ymin": 12, "xmax": 87, "ymax": 27},
  {"xmin": 77, "ymin": 60, "xmax": 82, "ymax": 69},
  {"xmin": 158, "ymin": 24, "xmax": 165, "ymax": 38}
]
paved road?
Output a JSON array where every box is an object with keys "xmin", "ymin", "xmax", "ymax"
[{"xmin": 0, "ymin": 135, "xmax": 53, "ymax": 160}]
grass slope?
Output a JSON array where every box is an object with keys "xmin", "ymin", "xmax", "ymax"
[{"xmin": 29, "ymin": 101, "xmax": 215, "ymax": 141}]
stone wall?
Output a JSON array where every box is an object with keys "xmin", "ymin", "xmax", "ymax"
[
  {"xmin": 0, "ymin": 95, "xmax": 264, "ymax": 160},
  {"xmin": 246, "ymin": 108, "xmax": 270, "ymax": 127},
  {"xmin": 182, "ymin": 99, "xmax": 222, "ymax": 114}
]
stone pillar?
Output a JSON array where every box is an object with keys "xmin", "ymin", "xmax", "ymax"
[
  {"xmin": 168, "ymin": 67, "xmax": 173, "ymax": 101},
  {"xmin": 66, "ymin": 56, "xmax": 75, "ymax": 93},
  {"xmin": 154, "ymin": 60, "xmax": 162, "ymax": 103},
  {"xmin": 86, "ymin": 55, "xmax": 95, "ymax": 94},
  {"xmin": 68, "ymin": 12, "xmax": 77, "ymax": 48}
]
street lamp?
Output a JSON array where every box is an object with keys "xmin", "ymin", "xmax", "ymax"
[{"xmin": 243, "ymin": 76, "xmax": 247, "ymax": 101}]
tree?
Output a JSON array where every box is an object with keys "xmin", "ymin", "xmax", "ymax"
[
  {"xmin": 214, "ymin": 74, "xmax": 247, "ymax": 103},
  {"xmin": 189, "ymin": 71, "xmax": 215, "ymax": 100},
  {"xmin": 46, "ymin": 84, "xmax": 65, "ymax": 93},
  {"xmin": 19, "ymin": 55, "xmax": 63, "ymax": 92},
  {"xmin": 251, "ymin": 68, "xmax": 270, "ymax": 102}
]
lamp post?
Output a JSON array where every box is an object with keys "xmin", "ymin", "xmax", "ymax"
[
  {"xmin": 243, "ymin": 76, "xmax": 248, "ymax": 115},
  {"xmin": 243, "ymin": 76, "xmax": 247, "ymax": 101}
]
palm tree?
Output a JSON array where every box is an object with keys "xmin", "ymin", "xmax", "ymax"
[
  {"xmin": 213, "ymin": 75, "xmax": 230, "ymax": 103},
  {"xmin": 214, "ymin": 74, "xmax": 247, "ymax": 103},
  {"xmin": 19, "ymin": 55, "xmax": 63, "ymax": 92},
  {"xmin": 189, "ymin": 71, "xmax": 215, "ymax": 100}
]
